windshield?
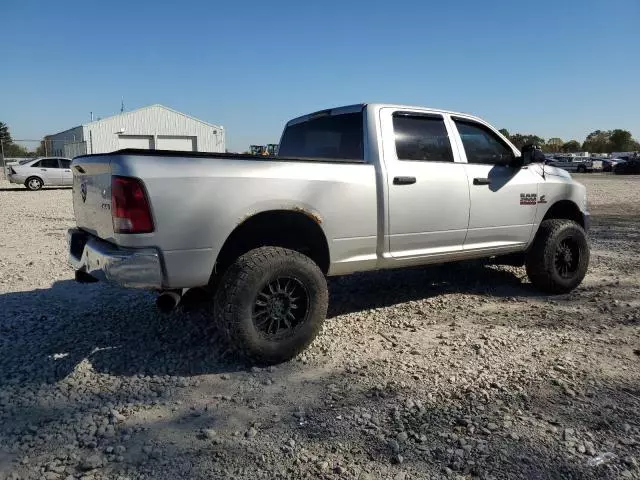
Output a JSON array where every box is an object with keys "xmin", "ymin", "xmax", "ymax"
[{"xmin": 278, "ymin": 111, "xmax": 364, "ymax": 161}]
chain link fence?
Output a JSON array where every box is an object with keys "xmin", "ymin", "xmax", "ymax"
[{"xmin": 1, "ymin": 139, "xmax": 88, "ymax": 179}]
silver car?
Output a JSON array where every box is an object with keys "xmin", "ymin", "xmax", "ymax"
[{"xmin": 6, "ymin": 157, "xmax": 73, "ymax": 190}]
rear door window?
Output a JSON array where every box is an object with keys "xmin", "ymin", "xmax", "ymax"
[
  {"xmin": 392, "ymin": 113, "xmax": 453, "ymax": 162},
  {"xmin": 60, "ymin": 159, "xmax": 71, "ymax": 168},
  {"xmin": 278, "ymin": 111, "xmax": 364, "ymax": 160},
  {"xmin": 37, "ymin": 158, "xmax": 60, "ymax": 168}
]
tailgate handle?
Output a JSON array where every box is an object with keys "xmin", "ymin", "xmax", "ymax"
[
  {"xmin": 74, "ymin": 165, "xmax": 86, "ymax": 173},
  {"xmin": 473, "ymin": 178, "xmax": 490, "ymax": 185},
  {"xmin": 393, "ymin": 176, "xmax": 416, "ymax": 185}
]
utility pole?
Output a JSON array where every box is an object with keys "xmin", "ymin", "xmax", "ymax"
[{"xmin": 0, "ymin": 140, "xmax": 5, "ymax": 179}]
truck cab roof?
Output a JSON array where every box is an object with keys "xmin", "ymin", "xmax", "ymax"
[{"xmin": 286, "ymin": 103, "xmax": 484, "ymax": 127}]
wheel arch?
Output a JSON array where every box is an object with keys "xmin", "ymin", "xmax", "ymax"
[
  {"xmin": 541, "ymin": 200, "xmax": 585, "ymax": 229},
  {"xmin": 213, "ymin": 209, "xmax": 330, "ymax": 281}
]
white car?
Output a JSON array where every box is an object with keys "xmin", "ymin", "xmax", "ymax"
[{"xmin": 7, "ymin": 157, "xmax": 73, "ymax": 190}]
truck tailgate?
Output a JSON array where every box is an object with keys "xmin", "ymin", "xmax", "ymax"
[{"xmin": 71, "ymin": 155, "xmax": 115, "ymax": 241}]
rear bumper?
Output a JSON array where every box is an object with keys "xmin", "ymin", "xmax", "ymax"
[
  {"xmin": 67, "ymin": 228, "xmax": 163, "ymax": 289},
  {"xmin": 7, "ymin": 174, "xmax": 25, "ymax": 184}
]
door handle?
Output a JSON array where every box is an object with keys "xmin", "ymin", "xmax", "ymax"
[
  {"xmin": 473, "ymin": 178, "xmax": 490, "ymax": 185},
  {"xmin": 41, "ymin": 169, "xmax": 47, "ymax": 171},
  {"xmin": 393, "ymin": 176, "xmax": 416, "ymax": 185}
]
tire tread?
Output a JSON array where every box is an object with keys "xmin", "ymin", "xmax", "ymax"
[{"xmin": 214, "ymin": 246, "xmax": 328, "ymax": 364}]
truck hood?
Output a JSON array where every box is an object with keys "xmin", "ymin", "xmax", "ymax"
[
  {"xmin": 529, "ymin": 163, "xmax": 572, "ymax": 180},
  {"xmin": 543, "ymin": 165, "xmax": 573, "ymax": 179}
]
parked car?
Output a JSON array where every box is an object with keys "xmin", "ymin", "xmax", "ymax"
[
  {"xmin": 67, "ymin": 103, "xmax": 590, "ymax": 364},
  {"xmin": 545, "ymin": 156, "xmax": 595, "ymax": 173},
  {"xmin": 6, "ymin": 157, "xmax": 73, "ymax": 190},
  {"xmin": 613, "ymin": 158, "xmax": 640, "ymax": 175},
  {"xmin": 602, "ymin": 158, "xmax": 625, "ymax": 172}
]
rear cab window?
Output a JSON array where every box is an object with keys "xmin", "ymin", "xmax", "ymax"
[
  {"xmin": 278, "ymin": 110, "xmax": 364, "ymax": 161},
  {"xmin": 392, "ymin": 113, "xmax": 453, "ymax": 162}
]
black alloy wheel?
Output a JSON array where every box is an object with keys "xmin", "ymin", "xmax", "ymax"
[
  {"xmin": 253, "ymin": 276, "xmax": 309, "ymax": 338},
  {"xmin": 554, "ymin": 238, "xmax": 580, "ymax": 279}
]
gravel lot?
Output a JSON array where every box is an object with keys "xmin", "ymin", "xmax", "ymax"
[{"xmin": 1, "ymin": 174, "xmax": 639, "ymax": 480}]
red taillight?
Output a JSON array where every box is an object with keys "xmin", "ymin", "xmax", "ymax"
[{"xmin": 111, "ymin": 176, "xmax": 154, "ymax": 233}]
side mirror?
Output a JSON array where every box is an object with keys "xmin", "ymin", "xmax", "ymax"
[
  {"xmin": 509, "ymin": 153, "xmax": 524, "ymax": 169},
  {"xmin": 521, "ymin": 144, "xmax": 545, "ymax": 165}
]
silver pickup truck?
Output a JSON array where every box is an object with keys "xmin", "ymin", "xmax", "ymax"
[{"xmin": 68, "ymin": 103, "xmax": 590, "ymax": 364}]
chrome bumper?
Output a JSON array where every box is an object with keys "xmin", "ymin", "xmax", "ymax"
[{"xmin": 67, "ymin": 228, "xmax": 163, "ymax": 289}]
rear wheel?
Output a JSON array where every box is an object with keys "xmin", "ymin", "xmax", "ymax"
[
  {"xmin": 526, "ymin": 219, "xmax": 589, "ymax": 294},
  {"xmin": 214, "ymin": 246, "xmax": 328, "ymax": 364},
  {"xmin": 25, "ymin": 177, "xmax": 43, "ymax": 191}
]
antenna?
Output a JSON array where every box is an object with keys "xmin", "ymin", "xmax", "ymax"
[
  {"xmin": 120, "ymin": 97, "xmax": 125, "ymax": 113},
  {"xmin": 90, "ymin": 111, "xmax": 93, "ymax": 121}
]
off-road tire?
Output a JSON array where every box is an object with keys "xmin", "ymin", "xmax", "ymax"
[
  {"xmin": 25, "ymin": 176, "xmax": 43, "ymax": 191},
  {"xmin": 214, "ymin": 246, "xmax": 328, "ymax": 364},
  {"xmin": 526, "ymin": 219, "xmax": 589, "ymax": 294}
]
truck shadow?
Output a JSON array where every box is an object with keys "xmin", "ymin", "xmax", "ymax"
[
  {"xmin": 327, "ymin": 261, "xmax": 538, "ymax": 318},
  {"xmin": 0, "ymin": 262, "xmax": 544, "ymax": 385},
  {"xmin": 1, "ymin": 199, "xmax": 637, "ymax": 384},
  {"xmin": 0, "ymin": 280, "xmax": 240, "ymax": 386}
]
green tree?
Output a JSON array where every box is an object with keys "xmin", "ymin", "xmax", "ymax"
[
  {"xmin": 562, "ymin": 140, "xmax": 581, "ymax": 153},
  {"xmin": 4, "ymin": 143, "xmax": 29, "ymax": 157},
  {"xmin": 543, "ymin": 137, "xmax": 564, "ymax": 153},
  {"xmin": 498, "ymin": 128, "xmax": 510, "ymax": 139},
  {"xmin": 509, "ymin": 134, "xmax": 545, "ymax": 149},
  {"xmin": 0, "ymin": 122, "xmax": 12, "ymax": 146},
  {"xmin": 582, "ymin": 130, "xmax": 610, "ymax": 153},
  {"xmin": 609, "ymin": 129, "xmax": 637, "ymax": 152}
]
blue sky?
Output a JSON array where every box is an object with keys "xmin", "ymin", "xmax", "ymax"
[{"xmin": 3, "ymin": 0, "xmax": 639, "ymax": 152}]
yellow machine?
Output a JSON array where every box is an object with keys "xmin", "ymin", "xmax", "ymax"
[{"xmin": 249, "ymin": 144, "xmax": 278, "ymax": 156}]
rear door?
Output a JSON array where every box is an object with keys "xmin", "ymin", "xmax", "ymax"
[
  {"xmin": 380, "ymin": 108, "xmax": 470, "ymax": 258},
  {"xmin": 60, "ymin": 159, "xmax": 73, "ymax": 185},
  {"xmin": 450, "ymin": 117, "xmax": 539, "ymax": 249}
]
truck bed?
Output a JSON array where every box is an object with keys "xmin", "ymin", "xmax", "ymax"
[
  {"xmin": 76, "ymin": 148, "xmax": 368, "ymax": 164},
  {"xmin": 70, "ymin": 149, "xmax": 378, "ymax": 288}
]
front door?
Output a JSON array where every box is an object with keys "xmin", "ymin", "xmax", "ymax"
[
  {"xmin": 381, "ymin": 109, "xmax": 470, "ymax": 258},
  {"xmin": 450, "ymin": 117, "xmax": 539, "ymax": 249},
  {"xmin": 34, "ymin": 158, "xmax": 62, "ymax": 185}
]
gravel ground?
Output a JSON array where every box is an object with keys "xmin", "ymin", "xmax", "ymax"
[{"xmin": 0, "ymin": 174, "xmax": 639, "ymax": 480}]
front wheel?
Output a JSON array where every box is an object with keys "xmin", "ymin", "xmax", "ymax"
[
  {"xmin": 214, "ymin": 247, "xmax": 328, "ymax": 364},
  {"xmin": 577, "ymin": 165, "xmax": 586, "ymax": 173},
  {"xmin": 25, "ymin": 177, "xmax": 43, "ymax": 191},
  {"xmin": 526, "ymin": 219, "xmax": 589, "ymax": 294}
]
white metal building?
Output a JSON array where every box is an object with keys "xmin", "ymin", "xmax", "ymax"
[{"xmin": 45, "ymin": 104, "xmax": 225, "ymax": 157}]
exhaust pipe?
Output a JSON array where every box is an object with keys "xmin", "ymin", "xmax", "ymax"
[{"xmin": 156, "ymin": 290, "xmax": 182, "ymax": 313}]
